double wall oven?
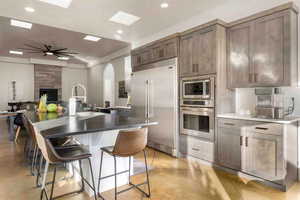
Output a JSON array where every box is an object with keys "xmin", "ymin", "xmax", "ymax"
[{"xmin": 180, "ymin": 75, "xmax": 215, "ymax": 141}]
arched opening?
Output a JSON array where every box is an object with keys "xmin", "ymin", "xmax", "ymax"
[{"xmin": 103, "ymin": 63, "xmax": 115, "ymax": 107}]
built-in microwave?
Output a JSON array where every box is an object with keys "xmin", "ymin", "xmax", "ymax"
[
  {"xmin": 181, "ymin": 75, "xmax": 215, "ymax": 107},
  {"xmin": 180, "ymin": 107, "xmax": 215, "ymax": 141}
]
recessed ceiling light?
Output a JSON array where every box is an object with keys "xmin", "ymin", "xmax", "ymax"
[
  {"xmin": 160, "ymin": 3, "xmax": 169, "ymax": 8},
  {"xmin": 58, "ymin": 57, "xmax": 70, "ymax": 60},
  {"xmin": 46, "ymin": 52, "xmax": 53, "ymax": 56},
  {"xmin": 9, "ymin": 50, "xmax": 23, "ymax": 55},
  {"xmin": 117, "ymin": 30, "xmax": 123, "ymax": 34},
  {"xmin": 84, "ymin": 35, "xmax": 102, "ymax": 42},
  {"xmin": 10, "ymin": 19, "xmax": 32, "ymax": 29},
  {"xmin": 109, "ymin": 11, "xmax": 140, "ymax": 26},
  {"xmin": 25, "ymin": 7, "xmax": 35, "ymax": 12},
  {"xmin": 38, "ymin": 0, "xmax": 73, "ymax": 8}
]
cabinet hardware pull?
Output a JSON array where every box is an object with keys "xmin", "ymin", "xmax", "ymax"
[
  {"xmin": 240, "ymin": 136, "xmax": 243, "ymax": 146},
  {"xmin": 245, "ymin": 137, "xmax": 248, "ymax": 147},
  {"xmin": 254, "ymin": 73, "xmax": 258, "ymax": 82},
  {"xmin": 249, "ymin": 74, "xmax": 252, "ymax": 82},
  {"xmin": 192, "ymin": 148, "xmax": 200, "ymax": 151},
  {"xmin": 255, "ymin": 127, "xmax": 268, "ymax": 130},
  {"xmin": 224, "ymin": 123, "xmax": 235, "ymax": 126}
]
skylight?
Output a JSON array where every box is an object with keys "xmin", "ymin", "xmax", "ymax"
[
  {"xmin": 84, "ymin": 35, "xmax": 102, "ymax": 42},
  {"xmin": 109, "ymin": 11, "xmax": 140, "ymax": 26},
  {"xmin": 10, "ymin": 19, "xmax": 32, "ymax": 29},
  {"xmin": 38, "ymin": 0, "xmax": 73, "ymax": 8}
]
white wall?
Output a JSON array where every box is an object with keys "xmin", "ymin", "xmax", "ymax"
[
  {"xmin": 87, "ymin": 64, "xmax": 104, "ymax": 106},
  {"xmin": 0, "ymin": 60, "xmax": 88, "ymax": 110},
  {"xmin": 62, "ymin": 67, "xmax": 88, "ymax": 101},
  {"xmin": 0, "ymin": 62, "xmax": 34, "ymax": 110}
]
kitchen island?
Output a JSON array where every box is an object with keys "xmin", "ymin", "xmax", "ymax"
[{"xmin": 25, "ymin": 111, "xmax": 157, "ymax": 196}]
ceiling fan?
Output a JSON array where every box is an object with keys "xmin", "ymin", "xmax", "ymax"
[{"xmin": 18, "ymin": 43, "xmax": 79, "ymax": 58}]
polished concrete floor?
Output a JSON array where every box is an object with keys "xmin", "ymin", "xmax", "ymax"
[{"xmin": 1, "ymin": 119, "xmax": 300, "ymax": 200}]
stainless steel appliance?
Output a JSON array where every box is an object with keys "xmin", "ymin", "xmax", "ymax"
[
  {"xmin": 181, "ymin": 75, "xmax": 215, "ymax": 107},
  {"xmin": 255, "ymin": 88, "xmax": 284, "ymax": 119},
  {"xmin": 131, "ymin": 58, "xmax": 178, "ymax": 156},
  {"xmin": 180, "ymin": 107, "xmax": 215, "ymax": 141}
]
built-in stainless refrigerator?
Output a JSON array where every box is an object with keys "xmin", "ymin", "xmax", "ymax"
[{"xmin": 131, "ymin": 58, "xmax": 178, "ymax": 156}]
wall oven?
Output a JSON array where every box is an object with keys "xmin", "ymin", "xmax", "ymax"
[
  {"xmin": 181, "ymin": 75, "xmax": 215, "ymax": 107},
  {"xmin": 180, "ymin": 107, "xmax": 215, "ymax": 141}
]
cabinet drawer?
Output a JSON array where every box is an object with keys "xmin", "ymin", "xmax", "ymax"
[
  {"xmin": 180, "ymin": 135, "xmax": 214, "ymax": 162},
  {"xmin": 218, "ymin": 118, "xmax": 249, "ymax": 129},
  {"xmin": 246, "ymin": 123, "xmax": 283, "ymax": 135}
]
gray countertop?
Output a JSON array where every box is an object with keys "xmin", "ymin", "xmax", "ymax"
[
  {"xmin": 217, "ymin": 113, "xmax": 300, "ymax": 124},
  {"xmin": 25, "ymin": 111, "xmax": 158, "ymax": 139}
]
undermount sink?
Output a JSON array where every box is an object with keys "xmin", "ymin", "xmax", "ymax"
[{"xmin": 76, "ymin": 112, "xmax": 103, "ymax": 119}]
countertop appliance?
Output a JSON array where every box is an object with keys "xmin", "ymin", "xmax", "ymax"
[
  {"xmin": 180, "ymin": 75, "xmax": 215, "ymax": 107},
  {"xmin": 255, "ymin": 88, "xmax": 285, "ymax": 119},
  {"xmin": 131, "ymin": 58, "xmax": 178, "ymax": 157}
]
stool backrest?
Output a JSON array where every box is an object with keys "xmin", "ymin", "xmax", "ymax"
[
  {"xmin": 27, "ymin": 121, "xmax": 59, "ymax": 164},
  {"xmin": 113, "ymin": 127, "xmax": 148, "ymax": 157},
  {"xmin": 22, "ymin": 114, "xmax": 37, "ymax": 144}
]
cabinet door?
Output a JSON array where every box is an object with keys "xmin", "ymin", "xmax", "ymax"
[
  {"xmin": 227, "ymin": 22, "xmax": 252, "ymax": 88},
  {"xmin": 179, "ymin": 34, "xmax": 194, "ymax": 77},
  {"xmin": 140, "ymin": 49, "xmax": 151, "ymax": 65},
  {"xmin": 151, "ymin": 44, "xmax": 165, "ymax": 62},
  {"xmin": 193, "ymin": 27, "xmax": 216, "ymax": 75},
  {"xmin": 252, "ymin": 12, "xmax": 289, "ymax": 86},
  {"xmin": 217, "ymin": 127, "xmax": 241, "ymax": 170},
  {"xmin": 242, "ymin": 131, "xmax": 284, "ymax": 182},
  {"xmin": 164, "ymin": 38, "xmax": 178, "ymax": 59}
]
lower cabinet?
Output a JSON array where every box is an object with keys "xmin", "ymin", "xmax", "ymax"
[
  {"xmin": 217, "ymin": 126, "xmax": 241, "ymax": 170},
  {"xmin": 180, "ymin": 135, "xmax": 215, "ymax": 162},
  {"xmin": 242, "ymin": 131, "xmax": 284, "ymax": 183},
  {"xmin": 217, "ymin": 119, "xmax": 285, "ymax": 184}
]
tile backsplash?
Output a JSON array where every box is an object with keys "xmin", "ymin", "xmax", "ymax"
[{"xmin": 235, "ymin": 87, "xmax": 300, "ymax": 116}]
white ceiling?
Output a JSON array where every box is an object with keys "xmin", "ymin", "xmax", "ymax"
[{"xmin": 0, "ymin": 0, "xmax": 225, "ymax": 43}]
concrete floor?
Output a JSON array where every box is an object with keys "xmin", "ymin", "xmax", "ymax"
[{"xmin": 1, "ymin": 118, "xmax": 300, "ymax": 200}]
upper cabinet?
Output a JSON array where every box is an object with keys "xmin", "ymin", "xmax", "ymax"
[
  {"xmin": 179, "ymin": 24, "xmax": 219, "ymax": 77},
  {"xmin": 227, "ymin": 8, "xmax": 298, "ymax": 88},
  {"xmin": 131, "ymin": 36, "xmax": 179, "ymax": 72}
]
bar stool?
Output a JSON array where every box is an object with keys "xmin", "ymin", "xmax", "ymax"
[
  {"xmin": 30, "ymin": 123, "xmax": 98, "ymax": 200},
  {"xmin": 97, "ymin": 127, "xmax": 151, "ymax": 200}
]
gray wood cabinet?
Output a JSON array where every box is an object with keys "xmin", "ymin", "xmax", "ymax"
[
  {"xmin": 217, "ymin": 117, "xmax": 298, "ymax": 191},
  {"xmin": 131, "ymin": 36, "xmax": 179, "ymax": 72},
  {"xmin": 179, "ymin": 34, "xmax": 193, "ymax": 76},
  {"xmin": 242, "ymin": 131, "xmax": 284, "ymax": 183},
  {"xmin": 217, "ymin": 124, "xmax": 242, "ymax": 170},
  {"xmin": 180, "ymin": 135, "xmax": 215, "ymax": 162},
  {"xmin": 227, "ymin": 9, "xmax": 298, "ymax": 88},
  {"xmin": 179, "ymin": 25, "xmax": 217, "ymax": 77},
  {"xmin": 227, "ymin": 22, "xmax": 252, "ymax": 88}
]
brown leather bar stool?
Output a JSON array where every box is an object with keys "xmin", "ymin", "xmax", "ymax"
[
  {"xmin": 30, "ymin": 123, "xmax": 98, "ymax": 200},
  {"xmin": 97, "ymin": 127, "xmax": 151, "ymax": 200}
]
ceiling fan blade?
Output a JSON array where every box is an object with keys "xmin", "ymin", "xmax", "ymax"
[
  {"xmin": 52, "ymin": 48, "xmax": 68, "ymax": 52},
  {"xmin": 44, "ymin": 45, "xmax": 51, "ymax": 51},
  {"xmin": 24, "ymin": 44, "xmax": 44, "ymax": 51},
  {"xmin": 58, "ymin": 52, "xmax": 79, "ymax": 55}
]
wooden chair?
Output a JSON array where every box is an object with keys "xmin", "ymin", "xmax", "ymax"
[
  {"xmin": 28, "ymin": 122, "xmax": 97, "ymax": 200},
  {"xmin": 97, "ymin": 127, "xmax": 150, "ymax": 200}
]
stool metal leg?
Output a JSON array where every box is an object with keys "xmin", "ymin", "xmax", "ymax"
[
  {"xmin": 78, "ymin": 160, "xmax": 85, "ymax": 192},
  {"xmin": 128, "ymin": 156, "xmax": 131, "ymax": 183},
  {"xmin": 97, "ymin": 151, "xmax": 104, "ymax": 199},
  {"xmin": 114, "ymin": 155, "xmax": 117, "ymax": 200},
  {"xmin": 49, "ymin": 166, "xmax": 57, "ymax": 200},
  {"xmin": 143, "ymin": 150, "xmax": 151, "ymax": 197},
  {"xmin": 87, "ymin": 158, "xmax": 98, "ymax": 200}
]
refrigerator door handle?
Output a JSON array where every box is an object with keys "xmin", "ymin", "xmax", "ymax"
[
  {"xmin": 145, "ymin": 80, "xmax": 149, "ymax": 119},
  {"xmin": 149, "ymin": 80, "xmax": 154, "ymax": 118}
]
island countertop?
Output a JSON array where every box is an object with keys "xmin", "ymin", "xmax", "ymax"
[{"xmin": 25, "ymin": 111, "xmax": 158, "ymax": 139}]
